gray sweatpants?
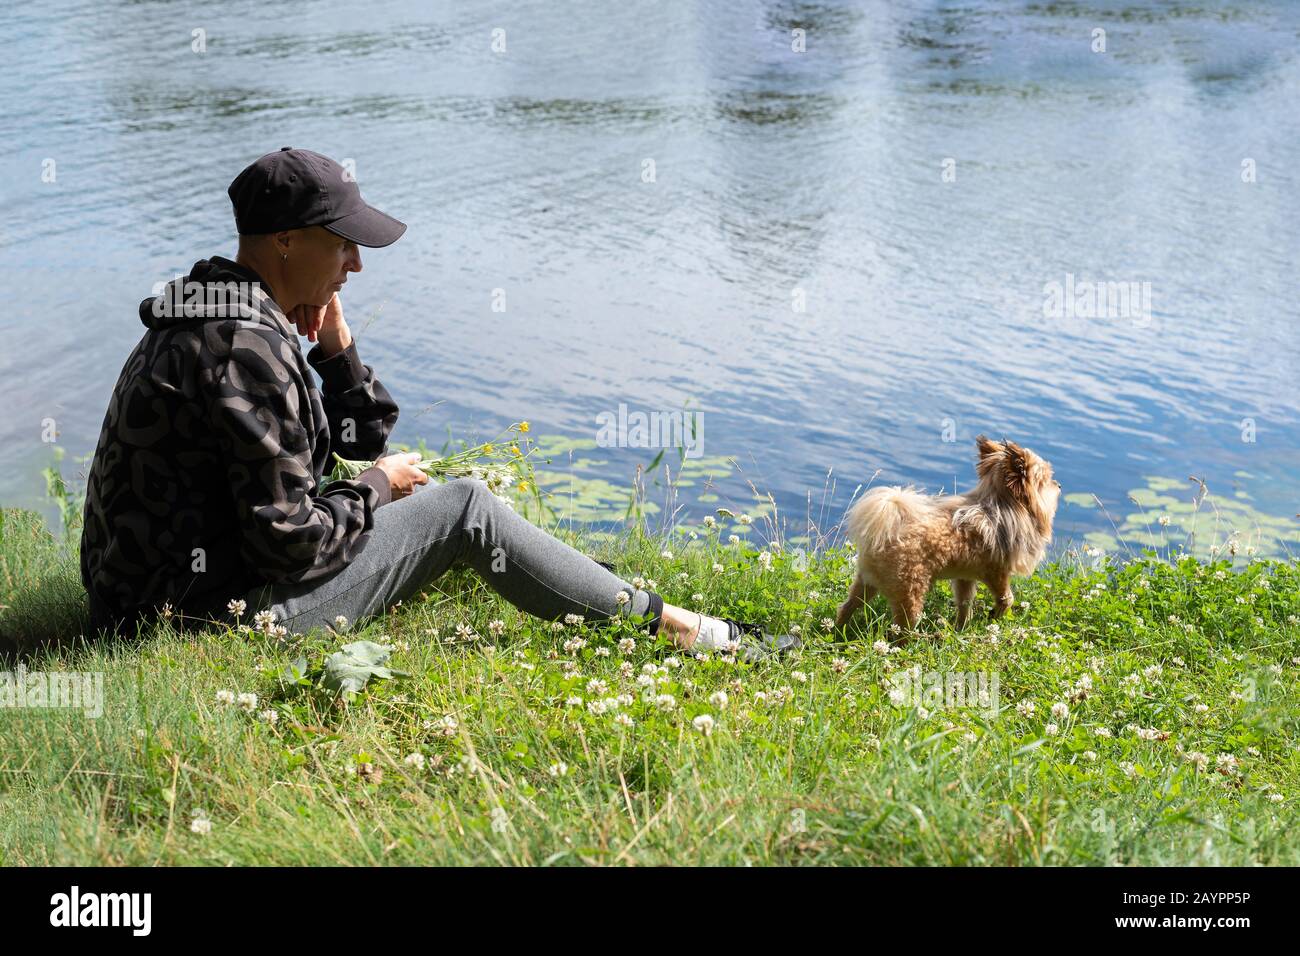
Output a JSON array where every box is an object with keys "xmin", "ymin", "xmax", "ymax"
[{"xmin": 233, "ymin": 478, "xmax": 663, "ymax": 636}]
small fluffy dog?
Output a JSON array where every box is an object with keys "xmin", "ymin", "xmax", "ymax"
[{"xmin": 837, "ymin": 436, "xmax": 1060, "ymax": 633}]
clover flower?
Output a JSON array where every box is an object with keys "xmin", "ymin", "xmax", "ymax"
[{"xmin": 404, "ymin": 752, "xmax": 427, "ymax": 771}]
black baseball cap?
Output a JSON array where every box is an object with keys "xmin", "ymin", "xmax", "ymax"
[{"xmin": 228, "ymin": 147, "xmax": 407, "ymax": 248}]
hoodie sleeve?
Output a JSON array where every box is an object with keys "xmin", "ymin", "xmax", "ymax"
[
  {"xmin": 306, "ymin": 339, "xmax": 400, "ymax": 462},
  {"xmin": 205, "ymin": 327, "xmax": 382, "ymax": 586}
]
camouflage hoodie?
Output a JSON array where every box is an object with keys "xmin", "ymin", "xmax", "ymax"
[{"xmin": 80, "ymin": 256, "xmax": 397, "ymax": 637}]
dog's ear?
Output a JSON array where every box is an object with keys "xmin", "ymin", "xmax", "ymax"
[
  {"xmin": 1002, "ymin": 441, "xmax": 1032, "ymax": 500},
  {"xmin": 1004, "ymin": 441, "xmax": 1053, "ymax": 533},
  {"xmin": 975, "ymin": 434, "xmax": 1004, "ymax": 480}
]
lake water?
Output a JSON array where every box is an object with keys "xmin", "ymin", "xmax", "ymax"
[{"xmin": 3, "ymin": 0, "xmax": 1298, "ymax": 557}]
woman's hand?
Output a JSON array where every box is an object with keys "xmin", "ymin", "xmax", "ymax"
[
  {"xmin": 288, "ymin": 294, "xmax": 351, "ymax": 354},
  {"xmin": 374, "ymin": 451, "xmax": 429, "ymax": 501}
]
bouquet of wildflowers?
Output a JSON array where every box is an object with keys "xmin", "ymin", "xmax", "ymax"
[{"xmin": 327, "ymin": 421, "xmax": 541, "ymax": 509}]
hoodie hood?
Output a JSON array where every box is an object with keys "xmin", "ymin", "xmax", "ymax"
[{"xmin": 139, "ymin": 256, "xmax": 280, "ymax": 330}]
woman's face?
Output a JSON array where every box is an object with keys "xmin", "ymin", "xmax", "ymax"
[{"xmin": 288, "ymin": 226, "xmax": 362, "ymax": 307}]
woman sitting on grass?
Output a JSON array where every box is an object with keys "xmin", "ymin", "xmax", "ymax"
[{"xmin": 78, "ymin": 148, "xmax": 799, "ymax": 662}]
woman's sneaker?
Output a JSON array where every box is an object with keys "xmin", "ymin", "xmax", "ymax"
[{"xmin": 719, "ymin": 618, "xmax": 801, "ymax": 662}]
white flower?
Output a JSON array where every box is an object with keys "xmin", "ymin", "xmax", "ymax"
[
  {"xmin": 737, "ymin": 514, "xmax": 753, "ymax": 526},
  {"xmin": 253, "ymin": 609, "xmax": 276, "ymax": 633},
  {"xmin": 488, "ymin": 619, "xmax": 506, "ymax": 636},
  {"xmin": 614, "ymin": 712, "xmax": 634, "ymax": 727},
  {"xmin": 1120, "ymin": 761, "xmax": 1137, "ymax": 779},
  {"xmin": 1134, "ymin": 726, "xmax": 1166, "ymax": 741},
  {"xmin": 333, "ymin": 614, "xmax": 349, "ymax": 631},
  {"xmin": 661, "ymin": 550, "xmax": 674, "ymax": 560},
  {"xmin": 631, "ymin": 577, "xmax": 647, "ymax": 590},
  {"xmin": 1017, "ymin": 700, "xmax": 1035, "ymax": 717},
  {"xmin": 693, "ymin": 714, "xmax": 715, "ymax": 736},
  {"xmin": 614, "ymin": 591, "xmax": 630, "ymax": 606},
  {"xmin": 1045, "ymin": 723, "xmax": 1059, "ymax": 736},
  {"xmin": 1082, "ymin": 750, "xmax": 1098, "ymax": 762},
  {"xmin": 189, "ymin": 815, "xmax": 212, "ymax": 835},
  {"xmin": 757, "ymin": 551, "xmax": 773, "ymax": 571},
  {"xmin": 1184, "ymin": 751, "xmax": 1210, "ymax": 771},
  {"xmin": 1158, "ymin": 515, "xmax": 1171, "ymax": 527},
  {"xmin": 586, "ymin": 698, "xmax": 609, "ymax": 715},
  {"xmin": 564, "ymin": 613, "xmax": 585, "ymax": 625},
  {"xmin": 831, "ymin": 656, "xmax": 848, "ymax": 673},
  {"xmin": 709, "ymin": 690, "xmax": 729, "ymax": 708},
  {"xmin": 586, "ymin": 678, "xmax": 608, "ymax": 696},
  {"xmin": 655, "ymin": 694, "xmax": 676, "ymax": 711},
  {"xmin": 1050, "ymin": 702, "xmax": 1069, "ymax": 720},
  {"xmin": 712, "ymin": 563, "xmax": 725, "ymax": 574},
  {"xmin": 227, "ymin": 598, "xmax": 247, "ymax": 617},
  {"xmin": 703, "ymin": 515, "xmax": 717, "ymax": 529},
  {"xmin": 618, "ymin": 637, "xmax": 636, "ymax": 654},
  {"xmin": 259, "ymin": 709, "xmax": 279, "ymax": 724},
  {"xmin": 236, "ymin": 692, "xmax": 257, "ymax": 712},
  {"xmin": 433, "ymin": 714, "xmax": 458, "ymax": 736},
  {"xmin": 214, "ymin": 689, "xmax": 235, "ymax": 705},
  {"xmin": 791, "ymin": 670, "xmax": 808, "ymax": 683},
  {"xmin": 1193, "ymin": 703, "xmax": 1209, "ymax": 714},
  {"xmin": 821, "ymin": 617, "xmax": 835, "ymax": 632},
  {"xmin": 403, "ymin": 752, "xmax": 427, "ymax": 770},
  {"xmin": 1216, "ymin": 753, "xmax": 1240, "ymax": 773},
  {"xmin": 691, "ymin": 593, "xmax": 704, "ymax": 602},
  {"xmin": 663, "ymin": 656, "xmax": 681, "ymax": 669},
  {"xmin": 548, "ymin": 761, "xmax": 569, "ymax": 777},
  {"xmin": 1093, "ymin": 727, "xmax": 1112, "ymax": 738},
  {"xmin": 728, "ymin": 535, "xmax": 740, "ymax": 546},
  {"xmin": 565, "ymin": 695, "xmax": 583, "ymax": 707},
  {"xmin": 1267, "ymin": 793, "xmax": 1284, "ymax": 803}
]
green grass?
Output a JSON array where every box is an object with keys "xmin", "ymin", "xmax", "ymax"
[{"xmin": 1, "ymin": 502, "xmax": 1298, "ymax": 866}]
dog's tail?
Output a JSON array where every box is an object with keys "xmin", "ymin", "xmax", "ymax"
[{"xmin": 846, "ymin": 486, "xmax": 930, "ymax": 553}]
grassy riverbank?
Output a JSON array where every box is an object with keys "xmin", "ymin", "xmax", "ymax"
[{"xmin": 1, "ymin": 501, "xmax": 1297, "ymax": 865}]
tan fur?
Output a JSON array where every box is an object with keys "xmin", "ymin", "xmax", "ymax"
[{"xmin": 837, "ymin": 436, "xmax": 1060, "ymax": 635}]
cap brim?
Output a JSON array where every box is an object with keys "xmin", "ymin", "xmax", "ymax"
[{"xmin": 323, "ymin": 203, "xmax": 407, "ymax": 248}]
